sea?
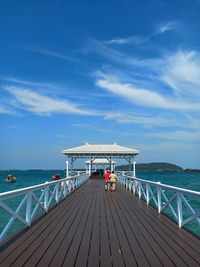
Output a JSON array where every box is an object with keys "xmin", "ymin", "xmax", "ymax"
[
  {"xmin": 0, "ymin": 170, "xmax": 200, "ymax": 238},
  {"xmin": 0, "ymin": 170, "xmax": 66, "ymax": 194},
  {"xmin": 1, "ymin": 170, "xmax": 200, "ymax": 193}
]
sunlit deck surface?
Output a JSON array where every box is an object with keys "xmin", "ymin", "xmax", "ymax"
[{"xmin": 1, "ymin": 179, "xmax": 200, "ymax": 267}]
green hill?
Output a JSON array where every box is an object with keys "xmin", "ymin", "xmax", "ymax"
[{"xmin": 116, "ymin": 162, "xmax": 183, "ymax": 172}]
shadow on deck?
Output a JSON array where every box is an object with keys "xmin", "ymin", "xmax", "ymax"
[{"xmin": 0, "ymin": 179, "xmax": 200, "ymax": 267}]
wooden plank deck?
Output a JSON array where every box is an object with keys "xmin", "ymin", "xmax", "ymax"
[{"xmin": 1, "ymin": 179, "xmax": 200, "ymax": 267}]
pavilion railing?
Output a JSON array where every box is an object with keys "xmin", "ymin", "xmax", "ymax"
[
  {"xmin": 117, "ymin": 172, "xmax": 200, "ymax": 236},
  {"xmin": 0, "ymin": 172, "xmax": 89, "ymax": 242}
]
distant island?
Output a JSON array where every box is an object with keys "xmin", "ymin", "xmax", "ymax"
[{"xmin": 116, "ymin": 162, "xmax": 184, "ymax": 172}]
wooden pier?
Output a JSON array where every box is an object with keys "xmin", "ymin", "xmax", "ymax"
[{"xmin": 0, "ymin": 179, "xmax": 200, "ymax": 267}]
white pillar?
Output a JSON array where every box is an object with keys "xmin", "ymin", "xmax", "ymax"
[
  {"xmin": 89, "ymin": 162, "xmax": 92, "ymax": 175},
  {"xmin": 133, "ymin": 161, "xmax": 136, "ymax": 177},
  {"xmin": 85, "ymin": 164, "xmax": 87, "ymax": 173},
  {"xmin": 112, "ymin": 162, "xmax": 115, "ymax": 171},
  {"xmin": 66, "ymin": 160, "xmax": 69, "ymax": 178},
  {"xmin": 110, "ymin": 160, "xmax": 113, "ymax": 171}
]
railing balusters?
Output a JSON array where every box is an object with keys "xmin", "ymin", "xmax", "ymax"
[
  {"xmin": 26, "ymin": 192, "xmax": 32, "ymax": 226},
  {"xmin": 157, "ymin": 187, "xmax": 162, "ymax": 213},
  {"xmin": 44, "ymin": 187, "xmax": 49, "ymax": 212},
  {"xmin": 138, "ymin": 182, "xmax": 142, "ymax": 199},
  {"xmin": 118, "ymin": 171, "xmax": 200, "ymax": 234},
  {"xmin": 146, "ymin": 184, "xmax": 150, "ymax": 205},
  {"xmin": 177, "ymin": 192, "xmax": 183, "ymax": 228},
  {"xmin": 0, "ymin": 172, "xmax": 89, "ymax": 242}
]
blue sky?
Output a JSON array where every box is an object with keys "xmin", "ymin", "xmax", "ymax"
[{"xmin": 0, "ymin": 0, "xmax": 200, "ymax": 169}]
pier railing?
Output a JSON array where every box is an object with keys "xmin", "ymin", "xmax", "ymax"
[
  {"xmin": 0, "ymin": 172, "xmax": 89, "ymax": 242},
  {"xmin": 118, "ymin": 172, "xmax": 200, "ymax": 236}
]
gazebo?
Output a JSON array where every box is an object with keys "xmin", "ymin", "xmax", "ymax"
[
  {"xmin": 62, "ymin": 142, "xmax": 140, "ymax": 177},
  {"xmin": 85, "ymin": 158, "xmax": 116, "ymax": 174}
]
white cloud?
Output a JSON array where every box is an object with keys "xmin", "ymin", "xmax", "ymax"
[
  {"xmin": 105, "ymin": 38, "xmax": 127, "ymax": 45},
  {"xmin": 162, "ymin": 50, "xmax": 200, "ymax": 97},
  {"xmin": 155, "ymin": 21, "xmax": 178, "ymax": 35},
  {"xmin": 104, "ymin": 36, "xmax": 146, "ymax": 45},
  {"xmin": 184, "ymin": 114, "xmax": 200, "ymax": 130},
  {"xmin": 86, "ymin": 40, "xmax": 124, "ymax": 64},
  {"xmin": 25, "ymin": 47, "xmax": 77, "ymax": 62},
  {"xmin": 103, "ymin": 112, "xmax": 177, "ymax": 127},
  {"xmin": 5, "ymin": 86, "xmax": 97, "ymax": 116},
  {"xmin": 3, "ymin": 83, "xmax": 185, "ymax": 130},
  {"xmin": 2, "ymin": 76, "xmax": 60, "ymax": 90},
  {"xmin": 0, "ymin": 106, "xmax": 14, "ymax": 114},
  {"xmin": 96, "ymin": 76, "xmax": 199, "ymax": 110},
  {"xmin": 90, "ymin": 43, "xmax": 200, "ymax": 132},
  {"xmin": 158, "ymin": 23, "xmax": 173, "ymax": 34},
  {"xmin": 2, "ymin": 76, "xmax": 99, "ymax": 102},
  {"xmin": 72, "ymin": 123, "xmax": 92, "ymax": 128}
]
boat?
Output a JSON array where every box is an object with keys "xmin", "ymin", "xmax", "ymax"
[
  {"xmin": 6, "ymin": 175, "xmax": 16, "ymax": 183},
  {"xmin": 52, "ymin": 173, "xmax": 60, "ymax": 180}
]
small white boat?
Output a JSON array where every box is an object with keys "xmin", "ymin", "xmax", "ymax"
[{"xmin": 6, "ymin": 175, "xmax": 16, "ymax": 183}]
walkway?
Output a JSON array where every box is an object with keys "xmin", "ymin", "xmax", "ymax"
[{"xmin": 0, "ymin": 180, "xmax": 200, "ymax": 267}]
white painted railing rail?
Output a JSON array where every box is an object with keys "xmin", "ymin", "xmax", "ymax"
[
  {"xmin": 117, "ymin": 172, "xmax": 200, "ymax": 234},
  {"xmin": 0, "ymin": 172, "xmax": 89, "ymax": 242}
]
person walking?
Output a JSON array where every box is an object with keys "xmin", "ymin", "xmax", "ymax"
[
  {"xmin": 109, "ymin": 171, "xmax": 117, "ymax": 191},
  {"xmin": 104, "ymin": 170, "xmax": 111, "ymax": 191}
]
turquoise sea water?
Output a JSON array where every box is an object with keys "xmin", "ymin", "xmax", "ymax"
[
  {"xmin": 138, "ymin": 170, "xmax": 200, "ymax": 192},
  {"xmin": 0, "ymin": 170, "xmax": 200, "ymax": 193},
  {"xmin": 0, "ymin": 170, "xmax": 200, "ymax": 239},
  {"xmin": 0, "ymin": 170, "xmax": 65, "ymax": 193}
]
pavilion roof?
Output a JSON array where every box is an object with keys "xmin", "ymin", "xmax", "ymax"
[{"xmin": 62, "ymin": 143, "xmax": 139, "ymax": 158}]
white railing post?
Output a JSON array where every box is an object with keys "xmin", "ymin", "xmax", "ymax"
[
  {"xmin": 128, "ymin": 180, "xmax": 132, "ymax": 191},
  {"xmin": 44, "ymin": 187, "xmax": 49, "ymax": 212},
  {"xmin": 125, "ymin": 177, "xmax": 128, "ymax": 189},
  {"xmin": 26, "ymin": 192, "xmax": 32, "ymax": 226},
  {"xmin": 77, "ymin": 172, "xmax": 80, "ymax": 188},
  {"xmin": 55, "ymin": 184, "xmax": 59, "ymax": 203},
  {"xmin": 177, "ymin": 192, "xmax": 183, "ymax": 228},
  {"xmin": 138, "ymin": 182, "xmax": 142, "ymax": 199},
  {"xmin": 68, "ymin": 179, "xmax": 72, "ymax": 193},
  {"xmin": 66, "ymin": 160, "xmax": 69, "ymax": 178},
  {"xmin": 73, "ymin": 179, "xmax": 75, "ymax": 190},
  {"xmin": 133, "ymin": 180, "xmax": 136, "ymax": 194},
  {"xmin": 146, "ymin": 184, "xmax": 150, "ymax": 205},
  {"xmin": 133, "ymin": 161, "xmax": 136, "ymax": 178},
  {"xmin": 157, "ymin": 187, "xmax": 161, "ymax": 213}
]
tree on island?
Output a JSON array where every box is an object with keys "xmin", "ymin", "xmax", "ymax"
[{"xmin": 115, "ymin": 162, "xmax": 184, "ymax": 172}]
